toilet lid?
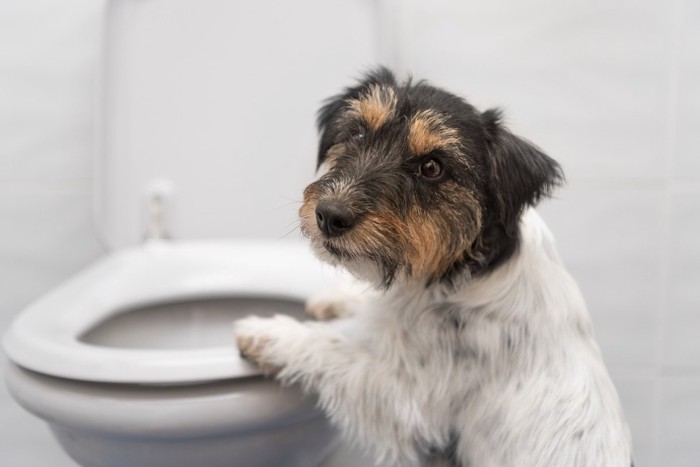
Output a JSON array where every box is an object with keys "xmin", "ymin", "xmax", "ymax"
[{"xmin": 3, "ymin": 240, "xmax": 344, "ymax": 384}]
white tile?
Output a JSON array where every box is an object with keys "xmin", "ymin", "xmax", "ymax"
[
  {"xmin": 663, "ymin": 184, "xmax": 700, "ymax": 368},
  {"xmin": 395, "ymin": 0, "xmax": 674, "ymax": 181},
  {"xmin": 659, "ymin": 376, "xmax": 700, "ymax": 467},
  {"xmin": 0, "ymin": 0, "xmax": 102, "ymax": 181},
  {"xmin": 674, "ymin": 0, "xmax": 700, "ymax": 180},
  {"xmin": 0, "ymin": 186, "xmax": 104, "ymax": 317},
  {"xmin": 612, "ymin": 376, "xmax": 657, "ymax": 467},
  {"xmin": 538, "ymin": 182, "xmax": 664, "ymax": 371},
  {"xmin": 97, "ymin": 0, "xmax": 378, "ymax": 247}
]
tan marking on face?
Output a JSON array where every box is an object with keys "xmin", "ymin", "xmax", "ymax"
[
  {"xmin": 404, "ymin": 209, "xmax": 453, "ymax": 279},
  {"xmin": 354, "ymin": 210, "xmax": 405, "ymax": 248},
  {"xmin": 347, "ymin": 85, "xmax": 398, "ymax": 131},
  {"xmin": 403, "ymin": 188, "xmax": 482, "ymax": 280},
  {"xmin": 408, "ymin": 110, "xmax": 461, "ymax": 155},
  {"xmin": 299, "ymin": 184, "xmax": 321, "ymax": 240}
]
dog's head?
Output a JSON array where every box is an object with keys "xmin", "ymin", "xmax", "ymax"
[{"xmin": 300, "ymin": 68, "xmax": 563, "ymax": 287}]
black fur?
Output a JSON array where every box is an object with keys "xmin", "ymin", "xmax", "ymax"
[
  {"xmin": 482, "ymin": 109, "xmax": 563, "ymax": 236},
  {"xmin": 310, "ymin": 67, "xmax": 563, "ymax": 284}
]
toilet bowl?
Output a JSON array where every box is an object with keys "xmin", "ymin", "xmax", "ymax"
[
  {"xmin": 3, "ymin": 240, "xmax": 342, "ymax": 467},
  {"xmin": 1, "ymin": 1, "xmax": 380, "ymax": 464}
]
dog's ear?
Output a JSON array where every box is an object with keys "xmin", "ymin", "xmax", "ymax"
[
  {"xmin": 316, "ymin": 67, "xmax": 396, "ymax": 168},
  {"xmin": 482, "ymin": 108, "xmax": 564, "ymax": 234},
  {"xmin": 316, "ymin": 94, "xmax": 347, "ymax": 168}
]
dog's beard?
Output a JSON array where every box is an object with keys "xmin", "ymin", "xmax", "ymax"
[
  {"xmin": 306, "ymin": 235, "xmax": 399, "ymax": 288},
  {"xmin": 322, "ymin": 239, "xmax": 351, "ymax": 260}
]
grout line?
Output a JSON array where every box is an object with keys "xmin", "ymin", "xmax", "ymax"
[
  {"xmin": 651, "ymin": 0, "xmax": 685, "ymax": 464},
  {"xmin": 0, "ymin": 178, "xmax": 92, "ymax": 193},
  {"xmin": 90, "ymin": 1, "xmax": 111, "ymax": 252},
  {"xmin": 563, "ymin": 177, "xmax": 667, "ymax": 189},
  {"xmin": 660, "ymin": 366, "xmax": 700, "ymax": 377}
]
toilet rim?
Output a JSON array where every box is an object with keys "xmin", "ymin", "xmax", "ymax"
[{"xmin": 3, "ymin": 240, "xmax": 339, "ymax": 385}]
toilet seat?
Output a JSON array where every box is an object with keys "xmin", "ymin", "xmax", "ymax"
[{"xmin": 3, "ymin": 240, "xmax": 337, "ymax": 385}]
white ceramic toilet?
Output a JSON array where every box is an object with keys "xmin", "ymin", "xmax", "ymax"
[
  {"xmin": 2, "ymin": 1, "xmax": 380, "ymax": 464},
  {"xmin": 3, "ymin": 240, "xmax": 344, "ymax": 467}
]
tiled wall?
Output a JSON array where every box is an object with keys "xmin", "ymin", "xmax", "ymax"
[
  {"xmin": 1, "ymin": 1, "xmax": 698, "ymax": 466},
  {"xmin": 0, "ymin": 1, "xmax": 104, "ymax": 465},
  {"xmin": 381, "ymin": 1, "xmax": 700, "ymax": 465}
]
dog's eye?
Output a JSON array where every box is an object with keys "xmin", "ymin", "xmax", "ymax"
[
  {"xmin": 419, "ymin": 158, "xmax": 443, "ymax": 179},
  {"xmin": 351, "ymin": 130, "xmax": 366, "ymax": 142}
]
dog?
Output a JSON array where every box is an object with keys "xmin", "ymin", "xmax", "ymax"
[{"xmin": 234, "ymin": 68, "xmax": 633, "ymax": 467}]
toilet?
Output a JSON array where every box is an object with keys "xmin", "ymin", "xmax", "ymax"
[
  {"xmin": 2, "ymin": 1, "xmax": 379, "ymax": 465},
  {"xmin": 3, "ymin": 240, "xmax": 344, "ymax": 467}
]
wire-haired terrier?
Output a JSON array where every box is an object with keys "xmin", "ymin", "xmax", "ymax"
[{"xmin": 234, "ymin": 68, "xmax": 632, "ymax": 467}]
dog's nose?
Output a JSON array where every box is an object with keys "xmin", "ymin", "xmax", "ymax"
[{"xmin": 315, "ymin": 201, "xmax": 355, "ymax": 237}]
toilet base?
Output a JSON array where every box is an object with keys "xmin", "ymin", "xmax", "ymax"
[
  {"xmin": 51, "ymin": 417, "xmax": 338, "ymax": 467},
  {"xmin": 5, "ymin": 362, "xmax": 339, "ymax": 467}
]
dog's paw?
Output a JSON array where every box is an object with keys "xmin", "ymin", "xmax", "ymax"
[
  {"xmin": 305, "ymin": 297, "xmax": 347, "ymax": 321},
  {"xmin": 234, "ymin": 315, "xmax": 301, "ymax": 375},
  {"xmin": 305, "ymin": 279, "xmax": 370, "ymax": 321},
  {"xmin": 235, "ymin": 318, "xmax": 271, "ymax": 362}
]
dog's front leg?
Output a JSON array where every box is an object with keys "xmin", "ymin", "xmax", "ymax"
[
  {"xmin": 234, "ymin": 314, "xmax": 427, "ymax": 465},
  {"xmin": 305, "ymin": 277, "xmax": 376, "ymax": 321},
  {"xmin": 234, "ymin": 314, "xmax": 333, "ymax": 376}
]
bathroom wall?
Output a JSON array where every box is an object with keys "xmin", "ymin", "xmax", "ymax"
[
  {"xmin": 1, "ymin": 0, "xmax": 698, "ymax": 466},
  {"xmin": 380, "ymin": 2, "xmax": 700, "ymax": 466},
  {"xmin": 0, "ymin": 1, "xmax": 104, "ymax": 465}
]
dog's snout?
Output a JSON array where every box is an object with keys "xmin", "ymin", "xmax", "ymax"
[{"xmin": 316, "ymin": 201, "xmax": 355, "ymax": 237}]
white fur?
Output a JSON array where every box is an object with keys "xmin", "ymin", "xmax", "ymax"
[{"xmin": 234, "ymin": 209, "xmax": 632, "ymax": 467}]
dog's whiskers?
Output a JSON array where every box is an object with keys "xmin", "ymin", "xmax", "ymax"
[{"xmin": 278, "ymin": 222, "xmax": 301, "ymax": 240}]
